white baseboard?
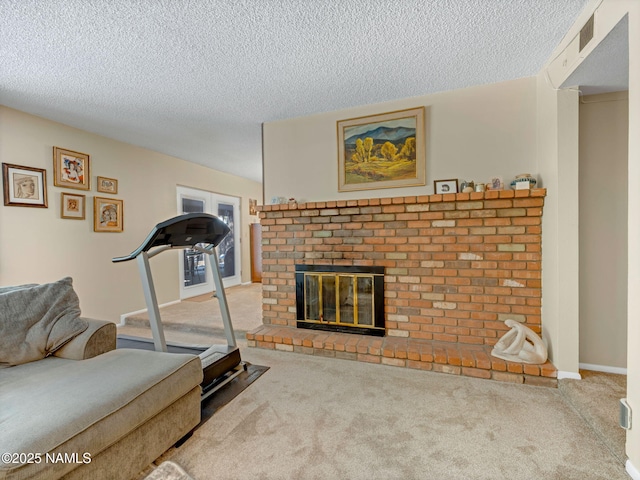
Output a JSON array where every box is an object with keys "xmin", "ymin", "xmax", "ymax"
[
  {"xmin": 579, "ymin": 362, "xmax": 627, "ymax": 375},
  {"xmin": 627, "ymin": 459, "xmax": 640, "ymax": 480},
  {"xmin": 118, "ymin": 300, "xmax": 181, "ymax": 325},
  {"xmin": 557, "ymin": 371, "xmax": 582, "ymax": 380}
]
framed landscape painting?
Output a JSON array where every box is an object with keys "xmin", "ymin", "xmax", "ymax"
[{"xmin": 337, "ymin": 107, "xmax": 426, "ymax": 192}]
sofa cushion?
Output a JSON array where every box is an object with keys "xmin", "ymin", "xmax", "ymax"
[
  {"xmin": 0, "ymin": 277, "xmax": 88, "ymax": 367},
  {"xmin": 0, "ymin": 348, "xmax": 203, "ymax": 480}
]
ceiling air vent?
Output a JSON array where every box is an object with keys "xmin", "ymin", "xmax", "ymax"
[{"xmin": 580, "ymin": 14, "xmax": 594, "ymax": 52}]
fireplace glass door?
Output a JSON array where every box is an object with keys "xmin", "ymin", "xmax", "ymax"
[
  {"xmin": 296, "ymin": 264, "xmax": 385, "ymax": 336},
  {"xmin": 302, "ymin": 273, "xmax": 376, "ymax": 330},
  {"xmin": 355, "ymin": 276, "xmax": 373, "ymax": 326}
]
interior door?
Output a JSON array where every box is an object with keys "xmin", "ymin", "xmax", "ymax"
[{"xmin": 177, "ymin": 187, "xmax": 241, "ymax": 299}]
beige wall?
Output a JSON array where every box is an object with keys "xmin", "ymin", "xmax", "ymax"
[
  {"xmin": 263, "ymin": 76, "xmax": 583, "ymax": 363},
  {"xmin": 264, "ymin": 76, "xmax": 594, "ymax": 366},
  {"xmin": 579, "ymin": 92, "xmax": 628, "ymax": 369},
  {"xmin": 263, "ymin": 77, "xmax": 538, "ymax": 203},
  {"xmin": 0, "ymin": 106, "xmax": 262, "ymax": 323}
]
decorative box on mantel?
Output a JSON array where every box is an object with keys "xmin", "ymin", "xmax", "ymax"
[{"xmin": 248, "ymin": 189, "xmax": 557, "ymax": 387}]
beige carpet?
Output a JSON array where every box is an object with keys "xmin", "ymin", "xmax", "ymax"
[
  {"xmin": 559, "ymin": 369, "xmax": 627, "ymax": 463},
  {"xmin": 122, "ymin": 283, "xmax": 629, "ymax": 479},
  {"xmin": 156, "ymin": 347, "xmax": 628, "ymax": 480}
]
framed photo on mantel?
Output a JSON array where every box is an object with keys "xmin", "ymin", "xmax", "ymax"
[{"xmin": 434, "ymin": 178, "xmax": 459, "ymax": 195}]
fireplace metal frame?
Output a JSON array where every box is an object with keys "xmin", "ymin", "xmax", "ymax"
[{"xmin": 295, "ymin": 264, "xmax": 385, "ymax": 336}]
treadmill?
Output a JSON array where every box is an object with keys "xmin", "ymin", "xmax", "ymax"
[{"xmin": 113, "ymin": 213, "xmax": 245, "ymax": 399}]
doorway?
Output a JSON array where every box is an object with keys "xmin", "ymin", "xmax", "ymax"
[
  {"xmin": 578, "ymin": 92, "xmax": 628, "ymax": 372},
  {"xmin": 559, "ymin": 14, "xmax": 629, "ymax": 373},
  {"xmin": 177, "ymin": 186, "xmax": 241, "ymax": 299}
]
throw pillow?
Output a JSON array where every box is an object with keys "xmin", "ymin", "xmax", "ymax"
[{"xmin": 0, "ymin": 277, "xmax": 88, "ymax": 366}]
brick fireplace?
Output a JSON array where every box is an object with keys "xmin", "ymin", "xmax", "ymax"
[{"xmin": 247, "ymin": 188, "xmax": 557, "ymax": 387}]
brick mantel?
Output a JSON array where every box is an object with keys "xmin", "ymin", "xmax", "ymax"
[
  {"xmin": 258, "ymin": 188, "xmax": 544, "ymax": 214},
  {"xmin": 249, "ymin": 188, "xmax": 556, "ymax": 386}
]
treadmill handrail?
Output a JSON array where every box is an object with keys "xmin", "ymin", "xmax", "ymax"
[{"xmin": 112, "ymin": 212, "xmax": 230, "ymax": 263}]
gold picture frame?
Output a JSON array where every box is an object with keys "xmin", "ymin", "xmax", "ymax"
[
  {"xmin": 60, "ymin": 192, "xmax": 86, "ymax": 219},
  {"xmin": 94, "ymin": 196, "xmax": 123, "ymax": 232},
  {"xmin": 97, "ymin": 176, "xmax": 118, "ymax": 194},
  {"xmin": 53, "ymin": 146, "xmax": 90, "ymax": 190},
  {"xmin": 2, "ymin": 163, "xmax": 48, "ymax": 208},
  {"xmin": 337, "ymin": 107, "xmax": 426, "ymax": 192}
]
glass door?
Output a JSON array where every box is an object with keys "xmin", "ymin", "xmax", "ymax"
[
  {"xmin": 177, "ymin": 187, "xmax": 213, "ymax": 299},
  {"xmin": 177, "ymin": 187, "xmax": 241, "ymax": 299},
  {"xmin": 214, "ymin": 194, "xmax": 241, "ymax": 288}
]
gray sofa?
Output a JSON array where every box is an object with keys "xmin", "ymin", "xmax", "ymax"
[{"xmin": 0, "ymin": 317, "xmax": 203, "ymax": 480}]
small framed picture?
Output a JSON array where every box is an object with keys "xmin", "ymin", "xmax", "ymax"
[
  {"xmin": 97, "ymin": 176, "xmax": 118, "ymax": 194},
  {"xmin": 61, "ymin": 192, "xmax": 86, "ymax": 219},
  {"xmin": 434, "ymin": 179, "xmax": 458, "ymax": 194},
  {"xmin": 53, "ymin": 146, "xmax": 90, "ymax": 190},
  {"xmin": 249, "ymin": 198, "xmax": 257, "ymax": 215},
  {"xmin": 487, "ymin": 177, "xmax": 503, "ymax": 190},
  {"xmin": 94, "ymin": 196, "xmax": 123, "ymax": 232},
  {"xmin": 2, "ymin": 163, "xmax": 48, "ymax": 208}
]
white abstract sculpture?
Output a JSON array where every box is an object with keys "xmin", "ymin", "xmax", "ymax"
[{"xmin": 491, "ymin": 319, "xmax": 548, "ymax": 364}]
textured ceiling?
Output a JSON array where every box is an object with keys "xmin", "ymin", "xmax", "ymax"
[{"xmin": 1, "ymin": 0, "xmax": 592, "ymax": 183}]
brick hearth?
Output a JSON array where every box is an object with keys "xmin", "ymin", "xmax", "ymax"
[{"xmin": 248, "ymin": 188, "xmax": 557, "ymax": 386}]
